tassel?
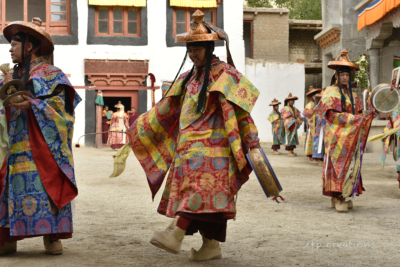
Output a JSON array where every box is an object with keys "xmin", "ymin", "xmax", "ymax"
[
  {"xmin": 109, "ymin": 143, "xmax": 132, "ymax": 178},
  {"xmin": 272, "ymin": 194, "xmax": 285, "ymax": 204}
]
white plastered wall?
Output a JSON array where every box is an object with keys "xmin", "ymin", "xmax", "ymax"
[
  {"xmin": 245, "ymin": 59, "xmax": 306, "ymax": 143},
  {"xmin": 0, "ymin": 0, "xmax": 245, "ymax": 145}
]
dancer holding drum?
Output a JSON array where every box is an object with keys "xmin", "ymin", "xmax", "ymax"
[{"xmin": 315, "ymin": 49, "xmax": 376, "ymax": 212}]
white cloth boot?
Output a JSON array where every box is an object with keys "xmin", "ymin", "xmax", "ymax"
[
  {"xmin": 43, "ymin": 236, "xmax": 63, "ymax": 255},
  {"xmin": 189, "ymin": 236, "xmax": 222, "ymax": 261},
  {"xmin": 150, "ymin": 216, "xmax": 185, "ymax": 254}
]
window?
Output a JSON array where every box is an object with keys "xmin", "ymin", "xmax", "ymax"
[
  {"xmin": 50, "ymin": 0, "xmax": 67, "ymax": 22},
  {"xmin": 173, "ymin": 8, "xmax": 217, "ymax": 37},
  {"xmin": 0, "ymin": 0, "xmax": 70, "ymax": 35},
  {"xmin": 95, "ymin": 6, "xmax": 141, "ymax": 37}
]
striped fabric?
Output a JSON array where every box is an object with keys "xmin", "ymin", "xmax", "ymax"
[{"xmin": 358, "ymin": 0, "xmax": 400, "ymax": 31}]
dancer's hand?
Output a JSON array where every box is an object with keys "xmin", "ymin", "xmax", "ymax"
[
  {"xmin": 10, "ymin": 95, "xmax": 32, "ymax": 110},
  {"xmin": 2, "ymin": 74, "xmax": 12, "ymax": 84}
]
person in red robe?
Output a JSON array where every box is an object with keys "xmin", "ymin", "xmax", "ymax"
[
  {"xmin": 102, "ymin": 105, "xmax": 110, "ymax": 144},
  {"xmin": 128, "ymin": 106, "xmax": 139, "ymax": 127}
]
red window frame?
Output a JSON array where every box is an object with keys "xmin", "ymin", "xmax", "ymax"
[
  {"xmin": 172, "ymin": 7, "xmax": 217, "ymax": 37},
  {"xmin": 94, "ymin": 6, "xmax": 141, "ymax": 37},
  {"xmin": 0, "ymin": 0, "xmax": 70, "ymax": 35}
]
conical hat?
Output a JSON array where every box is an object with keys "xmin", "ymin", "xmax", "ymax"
[
  {"xmin": 285, "ymin": 93, "xmax": 298, "ymax": 101},
  {"xmin": 3, "ymin": 18, "xmax": 54, "ymax": 56},
  {"xmin": 176, "ymin": 10, "xmax": 221, "ymax": 43},
  {"xmin": 327, "ymin": 49, "xmax": 360, "ymax": 71},
  {"xmin": 269, "ymin": 98, "xmax": 281, "ymax": 106},
  {"xmin": 306, "ymin": 86, "xmax": 322, "ymax": 96},
  {"xmin": 176, "ymin": 10, "xmax": 235, "ymax": 67}
]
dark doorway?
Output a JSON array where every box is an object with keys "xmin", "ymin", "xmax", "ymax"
[
  {"xmin": 243, "ymin": 20, "xmax": 253, "ymax": 59},
  {"xmin": 104, "ymin": 97, "xmax": 132, "ymax": 113}
]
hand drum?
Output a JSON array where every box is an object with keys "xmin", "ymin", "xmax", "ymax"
[{"xmin": 371, "ymin": 83, "xmax": 400, "ymax": 113}]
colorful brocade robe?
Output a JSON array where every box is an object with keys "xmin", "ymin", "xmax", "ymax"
[
  {"xmin": 267, "ymin": 110, "xmax": 285, "ymax": 146},
  {"xmin": 128, "ymin": 56, "xmax": 260, "ymax": 219},
  {"xmin": 382, "ymin": 106, "xmax": 400, "ymax": 171},
  {"xmin": 0, "ymin": 58, "xmax": 81, "ymax": 237},
  {"xmin": 315, "ymin": 86, "xmax": 373, "ymax": 198},
  {"xmin": 281, "ymin": 106, "xmax": 304, "ymax": 146},
  {"xmin": 303, "ymin": 101, "xmax": 316, "ymax": 156}
]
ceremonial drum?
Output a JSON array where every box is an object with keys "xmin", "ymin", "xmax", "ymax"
[
  {"xmin": 246, "ymin": 148, "xmax": 282, "ymax": 198},
  {"xmin": 370, "ymin": 83, "xmax": 400, "ymax": 113}
]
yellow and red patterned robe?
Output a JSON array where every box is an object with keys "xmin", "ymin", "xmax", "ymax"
[
  {"xmin": 281, "ymin": 106, "xmax": 304, "ymax": 147},
  {"xmin": 128, "ymin": 56, "xmax": 260, "ymax": 219},
  {"xmin": 315, "ymin": 86, "xmax": 373, "ymax": 198},
  {"xmin": 303, "ymin": 101, "xmax": 316, "ymax": 156},
  {"xmin": 267, "ymin": 110, "xmax": 285, "ymax": 146}
]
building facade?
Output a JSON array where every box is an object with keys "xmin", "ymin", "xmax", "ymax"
[{"xmin": 0, "ymin": 0, "xmax": 245, "ymax": 146}]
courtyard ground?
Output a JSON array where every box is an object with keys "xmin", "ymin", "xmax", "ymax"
[{"xmin": 2, "ymin": 143, "xmax": 400, "ymax": 266}]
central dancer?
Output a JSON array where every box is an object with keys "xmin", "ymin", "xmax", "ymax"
[{"xmin": 112, "ymin": 10, "xmax": 260, "ymax": 261}]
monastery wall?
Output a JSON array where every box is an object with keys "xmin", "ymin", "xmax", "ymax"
[{"xmin": 245, "ymin": 58, "xmax": 305, "ymax": 143}]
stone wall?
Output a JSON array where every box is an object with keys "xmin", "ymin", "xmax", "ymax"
[
  {"xmin": 289, "ymin": 29, "xmax": 321, "ymax": 62},
  {"xmin": 244, "ymin": 8, "xmax": 289, "ymax": 62}
]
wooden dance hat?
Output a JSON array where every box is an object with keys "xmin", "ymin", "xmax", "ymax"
[
  {"xmin": 3, "ymin": 18, "xmax": 54, "ymax": 56},
  {"xmin": 285, "ymin": 93, "xmax": 298, "ymax": 101},
  {"xmin": 327, "ymin": 49, "xmax": 360, "ymax": 72},
  {"xmin": 306, "ymin": 86, "xmax": 321, "ymax": 96},
  {"xmin": 176, "ymin": 10, "xmax": 235, "ymax": 67},
  {"xmin": 269, "ymin": 98, "xmax": 281, "ymax": 106},
  {"xmin": 176, "ymin": 10, "xmax": 221, "ymax": 43}
]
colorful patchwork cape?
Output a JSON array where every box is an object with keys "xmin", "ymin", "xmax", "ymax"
[
  {"xmin": 127, "ymin": 57, "xmax": 260, "ymax": 219},
  {"xmin": 0, "ymin": 58, "xmax": 81, "ymax": 237},
  {"xmin": 315, "ymin": 86, "xmax": 373, "ymax": 198},
  {"xmin": 281, "ymin": 106, "xmax": 303, "ymax": 146},
  {"xmin": 267, "ymin": 110, "xmax": 285, "ymax": 146}
]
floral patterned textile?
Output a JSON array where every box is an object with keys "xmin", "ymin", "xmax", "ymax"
[
  {"xmin": 315, "ymin": 86, "xmax": 373, "ymax": 198},
  {"xmin": 382, "ymin": 106, "xmax": 400, "ymax": 171},
  {"xmin": 267, "ymin": 110, "xmax": 285, "ymax": 146},
  {"xmin": 281, "ymin": 106, "xmax": 304, "ymax": 147},
  {"xmin": 128, "ymin": 56, "xmax": 260, "ymax": 219},
  {"xmin": 109, "ymin": 112, "xmax": 129, "ymax": 148},
  {"xmin": 303, "ymin": 101, "xmax": 316, "ymax": 156},
  {"xmin": 0, "ymin": 99, "xmax": 7, "ymax": 166},
  {"xmin": 0, "ymin": 58, "xmax": 81, "ymax": 237}
]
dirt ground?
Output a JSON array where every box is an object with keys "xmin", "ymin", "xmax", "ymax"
[{"xmin": 2, "ymin": 143, "xmax": 400, "ymax": 267}]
